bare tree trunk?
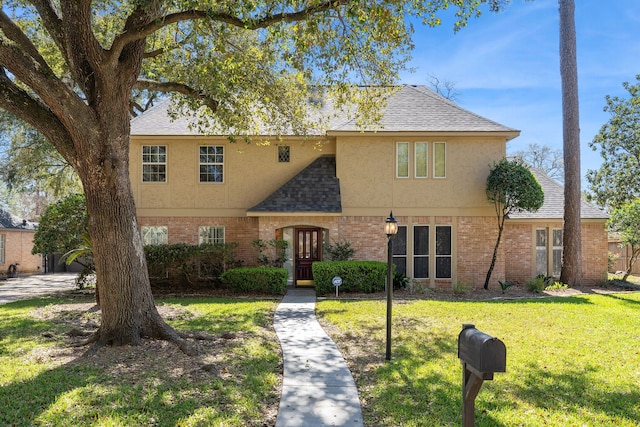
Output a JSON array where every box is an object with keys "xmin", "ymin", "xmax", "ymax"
[
  {"xmin": 484, "ymin": 218, "xmax": 505, "ymax": 290},
  {"xmin": 559, "ymin": 0, "xmax": 582, "ymax": 286}
]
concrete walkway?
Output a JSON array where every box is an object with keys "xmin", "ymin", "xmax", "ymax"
[
  {"xmin": 0, "ymin": 273, "xmax": 78, "ymax": 305},
  {"xmin": 274, "ymin": 288, "xmax": 364, "ymax": 427}
]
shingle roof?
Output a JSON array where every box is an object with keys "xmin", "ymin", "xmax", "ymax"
[
  {"xmin": 248, "ymin": 155, "xmax": 341, "ymax": 214},
  {"xmin": 508, "ymin": 168, "xmax": 608, "ymax": 220},
  {"xmin": 0, "ymin": 208, "xmax": 37, "ymax": 230},
  {"xmin": 131, "ymin": 85, "xmax": 518, "ymax": 136}
]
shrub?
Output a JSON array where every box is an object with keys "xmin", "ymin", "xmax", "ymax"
[
  {"xmin": 393, "ymin": 270, "xmax": 410, "ymax": 290},
  {"xmin": 145, "ymin": 243, "xmax": 241, "ymax": 286},
  {"xmin": 252, "ymin": 239, "xmax": 288, "ymax": 267},
  {"xmin": 221, "ymin": 267, "xmax": 288, "ymax": 295},
  {"xmin": 325, "ymin": 240, "xmax": 355, "ymax": 261},
  {"xmin": 452, "ymin": 280, "xmax": 471, "ymax": 295},
  {"xmin": 313, "ymin": 261, "xmax": 387, "ymax": 294},
  {"xmin": 526, "ymin": 274, "xmax": 553, "ymax": 293},
  {"xmin": 545, "ymin": 281, "xmax": 568, "ymax": 291}
]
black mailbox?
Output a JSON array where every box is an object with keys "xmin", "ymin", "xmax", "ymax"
[
  {"xmin": 458, "ymin": 324, "xmax": 506, "ymax": 378},
  {"xmin": 458, "ymin": 324, "xmax": 507, "ymax": 427}
]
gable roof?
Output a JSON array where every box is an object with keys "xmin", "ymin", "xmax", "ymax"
[
  {"xmin": 131, "ymin": 85, "xmax": 519, "ymax": 137},
  {"xmin": 508, "ymin": 168, "xmax": 608, "ymax": 220},
  {"xmin": 0, "ymin": 208, "xmax": 36, "ymax": 230},
  {"xmin": 247, "ymin": 155, "xmax": 341, "ymax": 214}
]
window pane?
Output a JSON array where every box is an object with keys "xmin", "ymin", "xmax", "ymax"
[
  {"xmin": 434, "ymin": 142, "xmax": 446, "ymax": 178},
  {"xmin": 142, "ymin": 226, "xmax": 168, "ymax": 245},
  {"xmin": 142, "ymin": 145, "xmax": 167, "ymax": 182},
  {"xmin": 435, "ymin": 226, "xmax": 451, "ymax": 255},
  {"xmin": 199, "ymin": 146, "xmax": 224, "ymax": 183},
  {"xmin": 393, "ymin": 257, "xmax": 406, "ymax": 275},
  {"xmin": 536, "ymin": 249, "xmax": 547, "ymax": 276},
  {"xmin": 436, "ymin": 257, "xmax": 451, "ymax": 278},
  {"xmin": 393, "ymin": 226, "xmax": 407, "ymax": 256},
  {"xmin": 414, "ymin": 226, "xmax": 429, "ymax": 255},
  {"xmin": 536, "ymin": 229, "xmax": 547, "ymax": 247},
  {"xmin": 414, "ymin": 257, "xmax": 429, "ymax": 278},
  {"xmin": 553, "ymin": 249, "xmax": 562, "ymax": 277},
  {"xmin": 415, "ymin": 142, "xmax": 428, "ymax": 178},
  {"xmin": 199, "ymin": 226, "xmax": 225, "ymax": 244},
  {"xmin": 397, "ymin": 142, "xmax": 409, "ymax": 178},
  {"xmin": 0, "ymin": 234, "xmax": 5, "ymax": 264},
  {"xmin": 553, "ymin": 229, "xmax": 563, "ymax": 247}
]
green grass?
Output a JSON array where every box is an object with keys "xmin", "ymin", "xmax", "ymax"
[
  {"xmin": 317, "ymin": 293, "xmax": 640, "ymax": 426},
  {"xmin": 0, "ymin": 296, "xmax": 280, "ymax": 426}
]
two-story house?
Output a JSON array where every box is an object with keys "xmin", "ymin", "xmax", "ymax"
[{"xmin": 130, "ymin": 85, "xmax": 608, "ymax": 289}]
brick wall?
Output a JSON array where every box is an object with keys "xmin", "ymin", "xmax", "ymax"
[
  {"xmin": 581, "ymin": 222, "xmax": 608, "ymax": 285},
  {"xmin": 1, "ymin": 230, "xmax": 42, "ymax": 274},
  {"xmin": 457, "ymin": 216, "xmax": 504, "ymax": 289},
  {"xmin": 503, "ymin": 223, "xmax": 533, "ymax": 284},
  {"xmin": 138, "ymin": 216, "xmax": 260, "ymax": 266}
]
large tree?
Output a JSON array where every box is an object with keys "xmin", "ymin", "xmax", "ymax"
[
  {"xmin": 0, "ymin": 0, "xmax": 509, "ymax": 354},
  {"xmin": 587, "ymin": 75, "xmax": 640, "ymax": 210},
  {"xmin": 558, "ymin": 0, "xmax": 581, "ymax": 286},
  {"xmin": 512, "ymin": 142, "xmax": 564, "ymax": 182},
  {"xmin": 485, "ymin": 158, "xmax": 544, "ymax": 289}
]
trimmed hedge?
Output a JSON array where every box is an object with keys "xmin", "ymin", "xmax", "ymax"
[
  {"xmin": 221, "ymin": 267, "xmax": 288, "ymax": 295},
  {"xmin": 145, "ymin": 243, "xmax": 241, "ymax": 287},
  {"xmin": 313, "ymin": 261, "xmax": 387, "ymax": 294}
]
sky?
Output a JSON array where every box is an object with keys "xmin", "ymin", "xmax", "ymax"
[{"xmin": 400, "ymin": 0, "xmax": 640, "ymax": 183}]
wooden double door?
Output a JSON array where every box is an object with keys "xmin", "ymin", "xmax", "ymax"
[{"xmin": 294, "ymin": 227, "xmax": 322, "ymax": 287}]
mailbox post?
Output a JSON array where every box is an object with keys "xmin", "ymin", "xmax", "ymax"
[{"xmin": 458, "ymin": 324, "xmax": 506, "ymax": 427}]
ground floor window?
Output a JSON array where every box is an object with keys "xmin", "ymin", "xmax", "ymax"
[
  {"xmin": 199, "ymin": 226, "xmax": 225, "ymax": 244},
  {"xmin": 435, "ymin": 225, "xmax": 452, "ymax": 279},
  {"xmin": 141, "ymin": 226, "xmax": 168, "ymax": 245},
  {"xmin": 536, "ymin": 227, "xmax": 563, "ymax": 277},
  {"xmin": 0, "ymin": 234, "xmax": 5, "ymax": 264},
  {"xmin": 413, "ymin": 225, "xmax": 429, "ymax": 278},
  {"xmin": 392, "ymin": 226, "xmax": 407, "ymax": 275}
]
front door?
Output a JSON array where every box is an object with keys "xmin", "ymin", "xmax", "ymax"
[{"xmin": 295, "ymin": 227, "xmax": 322, "ymax": 286}]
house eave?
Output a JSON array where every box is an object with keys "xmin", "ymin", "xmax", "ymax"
[
  {"xmin": 326, "ymin": 130, "xmax": 521, "ymax": 141},
  {"xmin": 246, "ymin": 211, "xmax": 342, "ymax": 217}
]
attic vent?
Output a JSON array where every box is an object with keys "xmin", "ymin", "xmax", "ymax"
[{"xmin": 278, "ymin": 145, "xmax": 290, "ymax": 163}]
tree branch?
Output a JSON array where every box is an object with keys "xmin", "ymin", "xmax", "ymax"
[
  {"xmin": 0, "ymin": 68, "xmax": 75, "ymax": 162},
  {"xmin": 0, "ymin": 10, "xmax": 52, "ymax": 73},
  {"xmin": 29, "ymin": 0, "xmax": 67, "ymax": 58},
  {"xmin": 135, "ymin": 79, "xmax": 219, "ymax": 112},
  {"xmin": 110, "ymin": 1, "xmax": 348, "ymax": 59}
]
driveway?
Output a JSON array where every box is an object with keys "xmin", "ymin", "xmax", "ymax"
[{"xmin": 0, "ymin": 273, "xmax": 79, "ymax": 305}]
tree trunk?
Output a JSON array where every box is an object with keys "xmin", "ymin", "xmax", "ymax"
[
  {"xmin": 558, "ymin": 0, "xmax": 582, "ymax": 286},
  {"xmin": 484, "ymin": 218, "xmax": 505, "ymax": 290}
]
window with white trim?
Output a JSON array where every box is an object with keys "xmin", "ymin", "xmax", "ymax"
[
  {"xmin": 396, "ymin": 142, "xmax": 409, "ymax": 178},
  {"xmin": 434, "ymin": 142, "xmax": 446, "ymax": 178},
  {"xmin": 142, "ymin": 145, "xmax": 167, "ymax": 182},
  {"xmin": 552, "ymin": 229, "xmax": 563, "ymax": 277},
  {"xmin": 413, "ymin": 225, "xmax": 429, "ymax": 278},
  {"xmin": 435, "ymin": 225, "xmax": 452, "ymax": 278},
  {"xmin": 536, "ymin": 228, "xmax": 547, "ymax": 276},
  {"xmin": 415, "ymin": 142, "xmax": 428, "ymax": 178},
  {"xmin": 392, "ymin": 226, "xmax": 407, "ymax": 274},
  {"xmin": 199, "ymin": 146, "xmax": 224, "ymax": 183},
  {"xmin": 141, "ymin": 226, "xmax": 168, "ymax": 245},
  {"xmin": 199, "ymin": 226, "xmax": 225, "ymax": 244},
  {"xmin": 536, "ymin": 228, "xmax": 563, "ymax": 277},
  {"xmin": 0, "ymin": 234, "xmax": 5, "ymax": 264}
]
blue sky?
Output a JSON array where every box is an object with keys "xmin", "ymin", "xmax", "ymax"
[{"xmin": 400, "ymin": 0, "xmax": 640, "ymax": 183}]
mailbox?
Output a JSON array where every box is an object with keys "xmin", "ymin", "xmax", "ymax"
[
  {"xmin": 458, "ymin": 324, "xmax": 506, "ymax": 378},
  {"xmin": 458, "ymin": 324, "xmax": 506, "ymax": 427}
]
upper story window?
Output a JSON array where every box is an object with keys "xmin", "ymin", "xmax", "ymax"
[
  {"xmin": 434, "ymin": 142, "xmax": 446, "ymax": 178},
  {"xmin": 199, "ymin": 146, "xmax": 224, "ymax": 183},
  {"xmin": 199, "ymin": 226, "xmax": 225, "ymax": 244},
  {"xmin": 397, "ymin": 141, "xmax": 442, "ymax": 179},
  {"xmin": 141, "ymin": 226, "xmax": 168, "ymax": 245},
  {"xmin": 142, "ymin": 145, "xmax": 167, "ymax": 182},
  {"xmin": 396, "ymin": 142, "xmax": 409, "ymax": 178},
  {"xmin": 278, "ymin": 145, "xmax": 290, "ymax": 163}
]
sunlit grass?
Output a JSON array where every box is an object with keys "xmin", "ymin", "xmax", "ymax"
[
  {"xmin": 0, "ymin": 296, "xmax": 280, "ymax": 426},
  {"xmin": 317, "ymin": 292, "xmax": 640, "ymax": 426}
]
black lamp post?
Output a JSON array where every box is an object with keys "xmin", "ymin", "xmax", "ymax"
[{"xmin": 384, "ymin": 211, "xmax": 398, "ymax": 361}]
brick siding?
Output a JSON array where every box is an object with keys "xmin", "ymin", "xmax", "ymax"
[{"xmin": 1, "ymin": 231, "xmax": 42, "ymax": 274}]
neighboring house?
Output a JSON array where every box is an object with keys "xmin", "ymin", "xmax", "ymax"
[
  {"xmin": 130, "ymin": 85, "xmax": 608, "ymax": 289},
  {"xmin": 0, "ymin": 208, "xmax": 41, "ymax": 276}
]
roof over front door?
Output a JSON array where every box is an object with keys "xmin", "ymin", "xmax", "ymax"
[{"xmin": 247, "ymin": 155, "xmax": 341, "ymax": 216}]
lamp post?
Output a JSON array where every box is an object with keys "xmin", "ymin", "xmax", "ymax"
[{"xmin": 384, "ymin": 211, "xmax": 398, "ymax": 361}]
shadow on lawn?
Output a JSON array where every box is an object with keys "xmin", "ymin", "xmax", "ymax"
[{"xmin": 0, "ymin": 298, "xmax": 280, "ymax": 426}]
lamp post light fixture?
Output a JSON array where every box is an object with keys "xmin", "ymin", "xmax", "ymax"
[{"xmin": 384, "ymin": 211, "xmax": 398, "ymax": 361}]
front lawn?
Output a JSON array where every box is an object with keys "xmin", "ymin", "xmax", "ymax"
[
  {"xmin": 317, "ymin": 291, "xmax": 640, "ymax": 426},
  {"xmin": 0, "ymin": 296, "xmax": 281, "ymax": 426}
]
